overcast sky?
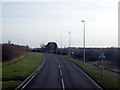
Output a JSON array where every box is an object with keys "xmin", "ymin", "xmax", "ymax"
[{"xmin": 2, "ymin": 0, "xmax": 119, "ymax": 48}]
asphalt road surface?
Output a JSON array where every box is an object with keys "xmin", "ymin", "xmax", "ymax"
[{"xmin": 24, "ymin": 53, "xmax": 100, "ymax": 89}]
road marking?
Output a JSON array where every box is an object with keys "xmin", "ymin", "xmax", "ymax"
[
  {"xmin": 58, "ymin": 65, "xmax": 61, "ymax": 69},
  {"xmin": 16, "ymin": 56, "xmax": 46, "ymax": 90},
  {"xmin": 68, "ymin": 61, "xmax": 102, "ymax": 89},
  {"xmin": 21, "ymin": 75, "xmax": 35, "ymax": 89},
  {"xmin": 79, "ymin": 68, "xmax": 102, "ymax": 89},
  {"xmin": 58, "ymin": 65, "xmax": 65, "ymax": 89},
  {"xmin": 60, "ymin": 70, "xmax": 63, "ymax": 76},
  {"xmin": 56, "ymin": 59, "xmax": 57, "ymax": 62},
  {"xmin": 61, "ymin": 78, "xmax": 65, "ymax": 90}
]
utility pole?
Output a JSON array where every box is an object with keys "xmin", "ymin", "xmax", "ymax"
[{"xmin": 81, "ymin": 20, "xmax": 85, "ymax": 65}]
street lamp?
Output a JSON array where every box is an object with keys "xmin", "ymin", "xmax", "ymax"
[
  {"xmin": 81, "ymin": 20, "xmax": 85, "ymax": 65},
  {"xmin": 61, "ymin": 37, "xmax": 62, "ymax": 55},
  {"xmin": 68, "ymin": 31, "xmax": 71, "ymax": 57}
]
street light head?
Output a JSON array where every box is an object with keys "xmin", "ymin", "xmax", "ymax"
[
  {"xmin": 81, "ymin": 20, "xmax": 85, "ymax": 22},
  {"xmin": 68, "ymin": 31, "xmax": 71, "ymax": 33}
]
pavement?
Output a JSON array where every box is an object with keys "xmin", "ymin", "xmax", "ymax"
[{"xmin": 23, "ymin": 53, "xmax": 101, "ymax": 89}]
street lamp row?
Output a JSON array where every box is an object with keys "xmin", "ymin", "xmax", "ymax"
[
  {"xmin": 68, "ymin": 20, "xmax": 86, "ymax": 65},
  {"xmin": 57, "ymin": 20, "xmax": 86, "ymax": 65}
]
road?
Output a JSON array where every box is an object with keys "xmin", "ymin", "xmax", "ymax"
[{"xmin": 23, "ymin": 53, "xmax": 100, "ymax": 89}]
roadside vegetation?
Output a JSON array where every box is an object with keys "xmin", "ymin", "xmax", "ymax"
[
  {"xmin": 2, "ymin": 53, "xmax": 28, "ymax": 67},
  {"xmin": 2, "ymin": 43, "xmax": 27, "ymax": 61},
  {"xmin": 63, "ymin": 56, "xmax": 119, "ymax": 89},
  {"xmin": 2, "ymin": 52, "xmax": 44, "ymax": 90}
]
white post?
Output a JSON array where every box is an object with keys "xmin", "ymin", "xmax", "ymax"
[
  {"xmin": 68, "ymin": 31, "xmax": 71, "ymax": 57},
  {"xmin": 61, "ymin": 37, "xmax": 62, "ymax": 55},
  {"xmin": 82, "ymin": 20, "xmax": 85, "ymax": 65},
  {"xmin": 101, "ymin": 49, "xmax": 104, "ymax": 78}
]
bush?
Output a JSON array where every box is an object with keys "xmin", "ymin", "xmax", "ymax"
[{"xmin": 2, "ymin": 44, "xmax": 27, "ymax": 61}]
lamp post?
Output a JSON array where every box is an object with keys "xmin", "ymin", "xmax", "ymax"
[
  {"xmin": 81, "ymin": 20, "xmax": 85, "ymax": 65},
  {"xmin": 68, "ymin": 31, "xmax": 71, "ymax": 57},
  {"xmin": 61, "ymin": 37, "xmax": 62, "ymax": 55}
]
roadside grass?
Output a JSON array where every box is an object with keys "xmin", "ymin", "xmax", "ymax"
[
  {"xmin": 90, "ymin": 62, "xmax": 120, "ymax": 74},
  {"xmin": 63, "ymin": 56, "xmax": 119, "ymax": 89},
  {"xmin": 2, "ymin": 52, "xmax": 44, "ymax": 90},
  {"xmin": 2, "ymin": 53, "xmax": 28, "ymax": 67},
  {"xmin": 2, "ymin": 81, "xmax": 22, "ymax": 90}
]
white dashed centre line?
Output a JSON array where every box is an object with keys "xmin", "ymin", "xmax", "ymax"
[
  {"xmin": 57, "ymin": 62, "xmax": 65, "ymax": 89},
  {"xmin": 58, "ymin": 65, "xmax": 61, "ymax": 69},
  {"xmin": 60, "ymin": 70, "xmax": 63, "ymax": 76},
  {"xmin": 61, "ymin": 78, "xmax": 65, "ymax": 90}
]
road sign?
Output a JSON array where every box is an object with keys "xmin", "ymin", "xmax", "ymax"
[
  {"xmin": 99, "ymin": 49, "xmax": 105, "ymax": 78},
  {"xmin": 99, "ymin": 50, "xmax": 105, "ymax": 59}
]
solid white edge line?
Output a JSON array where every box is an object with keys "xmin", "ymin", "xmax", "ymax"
[
  {"xmin": 38, "ymin": 57, "xmax": 46, "ymax": 70},
  {"xmin": 19, "ymin": 56, "xmax": 46, "ymax": 89},
  {"xmin": 78, "ymin": 66, "xmax": 102, "ymax": 89},
  {"xmin": 66, "ymin": 60, "xmax": 102, "ymax": 89},
  {"xmin": 61, "ymin": 78, "xmax": 65, "ymax": 90}
]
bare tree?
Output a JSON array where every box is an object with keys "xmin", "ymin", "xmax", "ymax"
[{"xmin": 40, "ymin": 43, "xmax": 45, "ymax": 48}]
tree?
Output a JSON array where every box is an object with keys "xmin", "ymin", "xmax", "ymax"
[
  {"xmin": 46, "ymin": 42, "xmax": 58, "ymax": 53},
  {"xmin": 8, "ymin": 40, "xmax": 11, "ymax": 44},
  {"xmin": 40, "ymin": 43, "xmax": 46, "ymax": 52},
  {"xmin": 40, "ymin": 43, "xmax": 45, "ymax": 48}
]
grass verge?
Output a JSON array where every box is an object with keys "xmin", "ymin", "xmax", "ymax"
[
  {"xmin": 90, "ymin": 62, "xmax": 120, "ymax": 74},
  {"xmin": 2, "ymin": 53, "xmax": 28, "ymax": 67},
  {"xmin": 2, "ymin": 81, "xmax": 22, "ymax": 90},
  {"xmin": 63, "ymin": 56, "xmax": 120, "ymax": 89},
  {"xmin": 2, "ymin": 52, "xmax": 44, "ymax": 90}
]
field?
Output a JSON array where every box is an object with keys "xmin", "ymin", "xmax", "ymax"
[
  {"xmin": 63, "ymin": 56, "xmax": 120, "ymax": 89},
  {"xmin": 2, "ymin": 52, "xmax": 44, "ymax": 90}
]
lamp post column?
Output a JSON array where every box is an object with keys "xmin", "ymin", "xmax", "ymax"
[{"xmin": 81, "ymin": 20, "xmax": 85, "ymax": 65}]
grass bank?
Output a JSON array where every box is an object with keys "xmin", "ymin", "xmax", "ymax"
[
  {"xmin": 63, "ymin": 56, "xmax": 119, "ymax": 89},
  {"xmin": 2, "ymin": 52, "xmax": 44, "ymax": 90},
  {"xmin": 2, "ymin": 53, "xmax": 28, "ymax": 67}
]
